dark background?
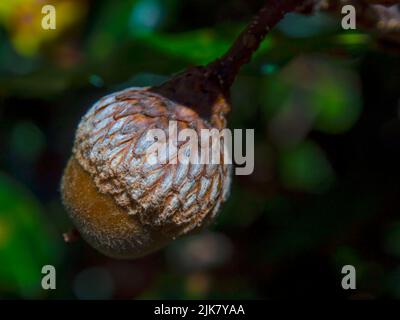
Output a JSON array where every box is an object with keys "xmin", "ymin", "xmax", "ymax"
[{"xmin": 0, "ymin": 0, "xmax": 400, "ymax": 299}]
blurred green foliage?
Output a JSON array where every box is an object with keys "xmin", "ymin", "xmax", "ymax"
[
  {"xmin": 0, "ymin": 173, "xmax": 63, "ymax": 298},
  {"xmin": 279, "ymin": 141, "xmax": 334, "ymax": 193},
  {"xmin": 0, "ymin": 0, "xmax": 399, "ymax": 300}
]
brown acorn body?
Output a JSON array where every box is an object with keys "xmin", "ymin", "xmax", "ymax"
[
  {"xmin": 61, "ymin": 81, "xmax": 232, "ymax": 259},
  {"xmin": 62, "ymin": 157, "xmax": 177, "ymax": 258}
]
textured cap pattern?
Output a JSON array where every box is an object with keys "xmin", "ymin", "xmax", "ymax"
[{"xmin": 73, "ymin": 87, "xmax": 232, "ymax": 236}]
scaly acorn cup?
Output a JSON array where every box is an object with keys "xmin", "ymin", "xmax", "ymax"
[{"xmin": 61, "ymin": 0, "xmax": 304, "ymax": 259}]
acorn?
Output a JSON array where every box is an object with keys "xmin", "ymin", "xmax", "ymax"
[
  {"xmin": 61, "ymin": 0, "xmax": 302, "ymax": 258},
  {"xmin": 61, "ymin": 74, "xmax": 232, "ymax": 259}
]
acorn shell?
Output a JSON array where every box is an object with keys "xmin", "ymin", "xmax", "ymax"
[{"xmin": 61, "ymin": 87, "xmax": 232, "ymax": 259}]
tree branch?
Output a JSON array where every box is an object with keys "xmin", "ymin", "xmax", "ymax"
[{"xmin": 209, "ymin": 0, "xmax": 307, "ymax": 90}]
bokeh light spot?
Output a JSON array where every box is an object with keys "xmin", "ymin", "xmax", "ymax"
[
  {"xmin": 278, "ymin": 12, "xmax": 337, "ymax": 38},
  {"xmin": 129, "ymin": 0, "xmax": 163, "ymax": 35},
  {"xmin": 89, "ymin": 74, "xmax": 104, "ymax": 88},
  {"xmin": 279, "ymin": 141, "xmax": 335, "ymax": 193}
]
